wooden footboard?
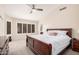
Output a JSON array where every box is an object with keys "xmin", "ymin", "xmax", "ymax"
[{"xmin": 26, "ymin": 35, "xmax": 52, "ymax": 55}]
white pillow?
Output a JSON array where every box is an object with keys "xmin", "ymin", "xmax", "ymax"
[
  {"xmin": 47, "ymin": 30, "xmax": 68, "ymax": 36},
  {"xmin": 57, "ymin": 31, "xmax": 67, "ymax": 35}
]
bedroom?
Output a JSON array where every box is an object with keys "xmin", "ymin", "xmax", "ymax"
[{"xmin": 0, "ymin": 4, "xmax": 79, "ymax": 55}]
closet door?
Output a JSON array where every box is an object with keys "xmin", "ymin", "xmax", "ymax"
[{"xmin": 7, "ymin": 21, "xmax": 11, "ymax": 34}]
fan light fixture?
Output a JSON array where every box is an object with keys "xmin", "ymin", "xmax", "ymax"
[
  {"xmin": 59, "ymin": 7, "xmax": 67, "ymax": 11},
  {"xmin": 27, "ymin": 4, "xmax": 43, "ymax": 13}
]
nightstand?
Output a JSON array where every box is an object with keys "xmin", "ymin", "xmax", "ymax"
[{"xmin": 72, "ymin": 38, "xmax": 79, "ymax": 52}]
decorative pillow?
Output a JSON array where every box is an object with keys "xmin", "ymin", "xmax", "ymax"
[
  {"xmin": 48, "ymin": 32, "xmax": 58, "ymax": 36},
  {"xmin": 47, "ymin": 30, "xmax": 68, "ymax": 36}
]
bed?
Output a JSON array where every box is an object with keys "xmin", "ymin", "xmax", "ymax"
[{"xmin": 26, "ymin": 28, "xmax": 72, "ymax": 55}]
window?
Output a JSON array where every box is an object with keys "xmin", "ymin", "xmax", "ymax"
[
  {"xmin": 28, "ymin": 24, "xmax": 31, "ymax": 33},
  {"xmin": 32, "ymin": 24, "xmax": 35, "ymax": 33},
  {"xmin": 17, "ymin": 23, "xmax": 36, "ymax": 34},
  {"xmin": 7, "ymin": 21, "xmax": 11, "ymax": 34},
  {"xmin": 17, "ymin": 23, "xmax": 22, "ymax": 33},
  {"xmin": 23, "ymin": 24, "xmax": 27, "ymax": 33}
]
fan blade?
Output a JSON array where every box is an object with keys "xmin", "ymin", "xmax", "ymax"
[
  {"xmin": 35, "ymin": 8, "xmax": 43, "ymax": 11},
  {"xmin": 59, "ymin": 7, "xmax": 67, "ymax": 11}
]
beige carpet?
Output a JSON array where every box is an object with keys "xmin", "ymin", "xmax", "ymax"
[
  {"xmin": 8, "ymin": 40, "xmax": 79, "ymax": 55},
  {"xmin": 8, "ymin": 40, "xmax": 34, "ymax": 55},
  {"xmin": 63, "ymin": 48, "xmax": 79, "ymax": 55}
]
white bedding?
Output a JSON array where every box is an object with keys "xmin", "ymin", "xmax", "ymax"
[{"xmin": 27, "ymin": 34, "xmax": 71, "ymax": 55}]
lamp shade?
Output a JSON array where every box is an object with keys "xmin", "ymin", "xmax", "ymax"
[
  {"xmin": 40, "ymin": 24, "xmax": 43, "ymax": 32},
  {"xmin": 78, "ymin": 30, "xmax": 79, "ymax": 33}
]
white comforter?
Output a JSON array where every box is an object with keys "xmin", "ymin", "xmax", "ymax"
[{"xmin": 27, "ymin": 34, "xmax": 71, "ymax": 55}]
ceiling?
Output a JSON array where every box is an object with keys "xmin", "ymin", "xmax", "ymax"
[{"xmin": 0, "ymin": 4, "xmax": 64, "ymax": 21}]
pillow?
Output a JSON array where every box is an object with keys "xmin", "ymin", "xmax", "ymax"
[
  {"xmin": 57, "ymin": 31, "xmax": 68, "ymax": 36},
  {"xmin": 47, "ymin": 30, "xmax": 68, "ymax": 36},
  {"xmin": 47, "ymin": 30, "xmax": 59, "ymax": 36},
  {"xmin": 48, "ymin": 32, "xmax": 58, "ymax": 36}
]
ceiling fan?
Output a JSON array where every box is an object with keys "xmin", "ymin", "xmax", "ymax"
[{"xmin": 27, "ymin": 4, "xmax": 43, "ymax": 13}]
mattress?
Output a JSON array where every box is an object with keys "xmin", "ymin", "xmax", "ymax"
[{"xmin": 27, "ymin": 34, "xmax": 71, "ymax": 55}]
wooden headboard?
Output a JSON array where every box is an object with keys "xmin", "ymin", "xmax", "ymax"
[{"xmin": 47, "ymin": 28, "xmax": 72, "ymax": 38}]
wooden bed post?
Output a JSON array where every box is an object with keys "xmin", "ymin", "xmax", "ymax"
[
  {"xmin": 48, "ymin": 44, "xmax": 52, "ymax": 55},
  {"xmin": 26, "ymin": 35, "xmax": 28, "ymax": 47}
]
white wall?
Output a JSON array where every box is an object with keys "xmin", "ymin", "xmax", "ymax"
[
  {"xmin": 39, "ymin": 5, "xmax": 79, "ymax": 38},
  {"xmin": 0, "ymin": 17, "xmax": 4, "ymax": 36},
  {"xmin": 0, "ymin": 5, "xmax": 5, "ymax": 36}
]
